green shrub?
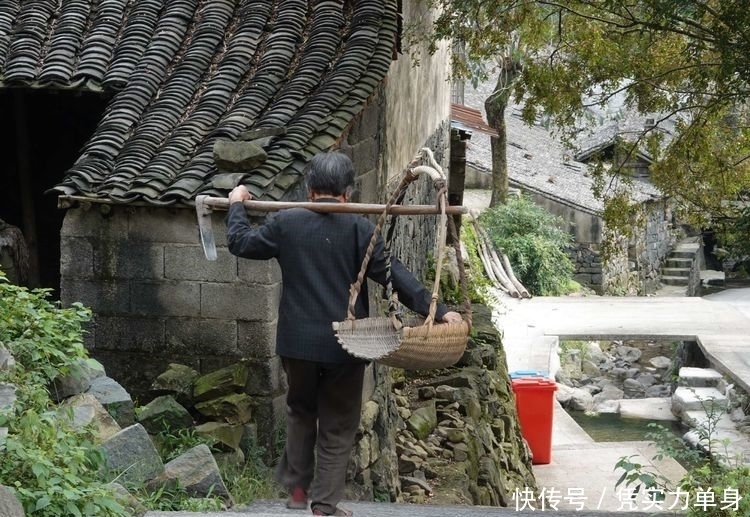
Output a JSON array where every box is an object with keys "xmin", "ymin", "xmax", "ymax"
[
  {"xmin": 0, "ymin": 277, "xmax": 129, "ymax": 516},
  {"xmin": 478, "ymin": 196, "xmax": 576, "ymax": 296}
]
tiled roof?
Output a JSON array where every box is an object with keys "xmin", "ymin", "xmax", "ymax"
[
  {"xmin": 463, "ymin": 82, "xmax": 662, "ymax": 215},
  {"xmin": 574, "ymin": 92, "xmax": 678, "ymax": 163},
  {"xmin": 0, "ymin": 0, "xmax": 398, "ymax": 205}
]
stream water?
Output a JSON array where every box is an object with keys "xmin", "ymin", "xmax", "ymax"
[{"xmin": 566, "ymin": 410, "xmax": 685, "ymax": 442}]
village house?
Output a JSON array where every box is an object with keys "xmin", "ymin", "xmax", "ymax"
[
  {"xmin": 0, "ymin": 0, "xmax": 454, "ymax": 451},
  {"xmin": 457, "ymin": 84, "xmax": 678, "ymax": 294}
]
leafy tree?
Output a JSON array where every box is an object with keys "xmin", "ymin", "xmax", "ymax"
[{"xmin": 414, "ymin": 0, "xmax": 750, "ymax": 246}]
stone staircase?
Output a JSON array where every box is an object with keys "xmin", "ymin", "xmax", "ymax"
[
  {"xmin": 671, "ymin": 366, "xmax": 750, "ymax": 465},
  {"xmin": 660, "ymin": 238, "xmax": 701, "ymax": 291}
]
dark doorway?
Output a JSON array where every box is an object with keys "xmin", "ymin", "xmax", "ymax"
[{"xmin": 0, "ymin": 89, "xmax": 110, "ymax": 297}]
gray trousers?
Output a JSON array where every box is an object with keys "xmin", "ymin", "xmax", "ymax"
[{"xmin": 276, "ymin": 357, "xmax": 366, "ymax": 514}]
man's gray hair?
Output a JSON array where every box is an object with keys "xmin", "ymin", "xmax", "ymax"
[{"xmin": 304, "ymin": 152, "xmax": 355, "ymax": 197}]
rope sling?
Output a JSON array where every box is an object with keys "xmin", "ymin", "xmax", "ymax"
[{"xmin": 333, "ymin": 149, "xmax": 472, "ymax": 369}]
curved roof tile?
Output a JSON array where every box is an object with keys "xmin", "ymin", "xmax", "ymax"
[{"xmin": 0, "ymin": 0, "xmax": 398, "ymax": 205}]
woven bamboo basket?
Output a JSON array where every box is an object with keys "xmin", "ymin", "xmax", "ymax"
[
  {"xmin": 333, "ymin": 316, "xmax": 470, "ymax": 369},
  {"xmin": 333, "ymin": 152, "xmax": 471, "ymax": 369}
]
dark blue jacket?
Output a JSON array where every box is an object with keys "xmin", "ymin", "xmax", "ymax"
[{"xmin": 226, "ymin": 199, "xmax": 448, "ymax": 363}]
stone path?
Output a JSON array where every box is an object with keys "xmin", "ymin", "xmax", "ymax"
[{"xmin": 145, "ymin": 500, "xmax": 663, "ymax": 517}]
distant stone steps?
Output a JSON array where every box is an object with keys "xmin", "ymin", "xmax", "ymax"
[
  {"xmin": 661, "ymin": 275, "xmax": 689, "ymax": 286},
  {"xmin": 660, "ymin": 238, "xmax": 700, "ymax": 289}
]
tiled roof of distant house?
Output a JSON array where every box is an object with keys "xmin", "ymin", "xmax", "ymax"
[
  {"xmin": 0, "ymin": 0, "xmax": 397, "ymax": 205},
  {"xmin": 573, "ymin": 91, "xmax": 678, "ymax": 163},
  {"xmin": 463, "ymin": 102, "xmax": 662, "ymax": 215}
]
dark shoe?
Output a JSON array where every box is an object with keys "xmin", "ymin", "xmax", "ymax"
[
  {"xmin": 311, "ymin": 506, "xmax": 352, "ymax": 516},
  {"xmin": 286, "ymin": 487, "xmax": 308, "ymax": 509}
]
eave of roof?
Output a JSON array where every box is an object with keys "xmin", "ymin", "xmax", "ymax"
[
  {"xmin": 0, "ymin": 0, "xmax": 398, "ymax": 205},
  {"xmin": 450, "ymin": 103, "xmax": 498, "ymax": 137}
]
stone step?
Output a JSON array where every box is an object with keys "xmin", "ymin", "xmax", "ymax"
[
  {"xmin": 619, "ymin": 397, "xmax": 677, "ymax": 421},
  {"xmin": 678, "ymin": 367, "xmax": 723, "ymax": 388},
  {"xmin": 661, "ymin": 275, "xmax": 689, "ymax": 286},
  {"xmin": 661, "ymin": 267, "xmax": 690, "ymax": 277},
  {"xmin": 671, "ymin": 386, "xmax": 727, "ymax": 417},
  {"xmin": 670, "ymin": 250, "xmax": 697, "ymax": 259},
  {"xmin": 666, "ymin": 257, "xmax": 692, "ymax": 268},
  {"xmin": 680, "ymin": 411, "xmax": 750, "ymax": 466}
]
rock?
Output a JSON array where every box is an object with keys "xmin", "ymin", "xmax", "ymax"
[
  {"xmin": 445, "ymin": 428, "xmax": 466, "ymax": 443},
  {"xmin": 0, "ymin": 346, "xmax": 15, "ymax": 371},
  {"xmin": 150, "ymin": 363, "xmax": 200, "ymax": 405},
  {"xmin": 109, "ymin": 482, "xmax": 148, "ymax": 516},
  {"xmin": 406, "ymin": 402, "xmax": 437, "ymax": 440},
  {"xmin": 622, "ymin": 378, "xmax": 646, "ymax": 398},
  {"xmin": 100, "ymin": 424, "xmax": 164, "ymax": 485},
  {"xmin": 50, "ymin": 358, "xmax": 105, "ymax": 402},
  {"xmin": 593, "ymin": 399, "xmax": 620, "ymax": 413},
  {"xmin": 194, "ymin": 392, "xmax": 255, "ymax": 425},
  {"xmin": 418, "ymin": 386, "xmax": 436, "ymax": 400},
  {"xmin": 0, "ymin": 485, "xmax": 23, "ymax": 517},
  {"xmin": 137, "ymin": 395, "xmax": 194, "ymax": 434},
  {"xmin": 87, "ymin": 376, "xmax": 135, "ymax": 427},
  {"xmin": 194, "ymin": 421, "xmax": 245, "ymax": 452},
  {"xmin": 556, "ymin": 384, "xmax": 593, "ymax": 411},
  {"xmin": 400, "ymin": 475, "xmax": 432, "ymax": 495},
  {"xmin": 450, "ymin": 442, "xmax": 470, "ymax": 461},
  {"xmin": 0, "ymin": 383, "xmax": 16, "ymax": 412},
  {"xmin": 60, "ymin": 393, "xmax": 121, "ymax": 442},
  {"xmin": 636, "ymin": 373, "xmax": 656, "ymax": 388},
  {"xmin": 593, "ymin": 384, "xmax": 624, "ymax": 404},
  {"xmin": 213, "ymin": 139, "xmax": 267, "ymax": 173},
  {"xmin": 435, "ymin": 385, "xmax": 458, "ymax": 401},
  {"xmin": 149, "ymin": 444, "xmax": 233, "ymax": 505},
  {"xmin": 192, "ymin": 363, "xmax": 248, "ymax": 403},
  {"xmin": 360, "ymin": 400, "xmax": 379, "ymax": 431},
  {"xmin": 398, "ymin": 455, "xmax": 422, "ymax": 474},
  {"xmin": 649, "ymin": 356, "xmax": 672, "ymax": 369},
  {"xmin": 581, "ymin": 359, "xmax": 601, "ymax": 378},
  {"xmin": 614, "ymin": 345, "xmax": 642, "ymax": 364},
  {"xmin": 645, "ymin": 384, "xmax": 673, "ymax": 397},
  {"xmin": 584, "ymin": 341, "xmax": 608, "ymax": 363}
]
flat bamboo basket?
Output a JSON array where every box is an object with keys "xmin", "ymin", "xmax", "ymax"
[
  {"xmin": 332, "ymin": 151, "xmax": 471, "ymax": 370},
  {"xmin": 333, "ymin": 317, "xmax": 470, "ymax": 369}
]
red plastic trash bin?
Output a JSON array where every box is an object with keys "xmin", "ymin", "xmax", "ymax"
[{"xmin": 511, "ymin": 377, "xmax": 557, "ymax": 464}]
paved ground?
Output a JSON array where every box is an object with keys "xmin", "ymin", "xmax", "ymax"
[{"xmin": 146, "ymin": 502, "xmax": 662, "ymax": 517}]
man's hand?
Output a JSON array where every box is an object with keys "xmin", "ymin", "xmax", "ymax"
[
  {"xmin": 441, "ymin": 311, "xmax": 462, "ymax": 324},
  {"xmin": 229, "ymin": 185, "xmax": 251, "ymax": 204}
]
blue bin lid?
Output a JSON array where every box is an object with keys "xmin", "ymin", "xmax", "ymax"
[{"xmin": 510, "ymin": 369, "xmax": 549, "ymax": 379}]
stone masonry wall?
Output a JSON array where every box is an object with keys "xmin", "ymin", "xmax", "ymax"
[
  {"xmin": 59, "ymin": 204, "xmax": 287, "ymax": 450},
  {"xmin": 601, "ymin": 199, "xmax": 673, "ymax": 295},
  {"xmin": 632, "ymin": 199, "xmax": 674, "ymax": 294}
]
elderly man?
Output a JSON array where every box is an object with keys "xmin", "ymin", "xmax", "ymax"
[{"xmin": 226, "ymin": 152, "xmax": 461, "ymax": 516}]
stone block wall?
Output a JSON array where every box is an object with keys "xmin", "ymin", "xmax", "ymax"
[
  {"xmin": 633, "ymin": 199, "xmax": 675, "ymax": 293},
  {"xmin": 567, "ymin": 244, "xmax": 604, "ymax": 290},
  {"xmin": 601, "ymin": 198, "xmax": 674, "ymax": 295},
  {"xmin": 60, "ymin": 204, "xmax": 287, "ymax": 449}
]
